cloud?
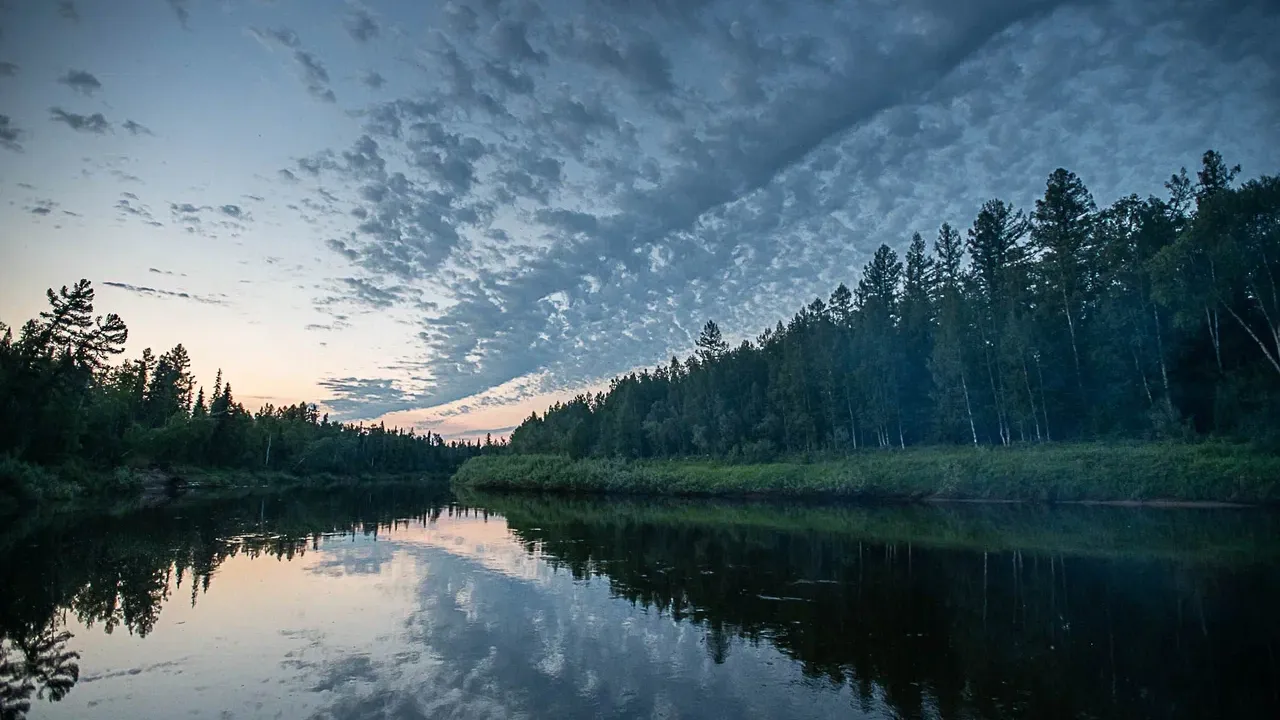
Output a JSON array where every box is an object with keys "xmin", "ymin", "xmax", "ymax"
[
  {"xmin": 57, "ymin": 1, "xmax": 78, "ymax": 22},
  {"xmin": 164, "ymin": 201, "xmax": 250, "ymax": 238},
  {"xmin": 335, "ymin": 277, "xmax": 403, "ymax": 309},
  {"xmin": 0, "ymin": 115, "xmax": 21, "ymax": 151},
  {"xmin": 253, "ymin": 26, "xmax": 337, "ymax": 102},
  {"xmin": 167, "ymin": 0, "xmax": 190, "ymax": 29},
  {"xmin": 491, "ymin": 20, "xmax": 547, "ymax": 65},
  {"xmin": 59, "ymin": 69, "xmax": 101, "ymax": 95},
  {"xmin": 122, "ymin": 120, "xmax": 154, "ymax": 136},
  {"xmin": 255, "ymin": 27, "xmax": 300, "ymax": 48},
  {"xmin": 102, "ymin": 281, "xmax": 228, "ymax": 306},
  {"xmin": 50, "ymin": 107, "xmax": 110, "ymax": 134},
  {"xmin": 362, "ymin": 70, "xmax": 385, "ymax": 89},
  {"xmin": 305, "ymin": 314, "xmax": 349, "ymax": 332},
  {"xmin": 116, "ymin": 194, "xmax": 162, "ymax": 227},
  {"xmin": 294, "ymin": 51, "xmax": 336, "ymax": 102},
  {"xmin": 170, "ymin": 202, "xmax": 208, "ymax": 216},
  {"xmin": 28, "ymin": 199, "xmax": 58, "ymax": 216},
  {"xmin": 279, "ymin": 168, "xmax": 299, "ymax": 182},
  {"xmin": 148, "ymin": 267, "xmax": 187, "ymax": 277},
  {"xmin": 0, "ymin": 62, "xmax": 17, "ymax": 77},
  {"xmin": 552, "ymin": 23, "xmax": 674, "ymax": 95},
  {"xmin": 344, "ymin": 9, "xmax": 379, "ymax": 43},
  {"xmin": 263, "ymin": 0, "xmax": 1280, "ymax": 417},
  {"xmin": 317, "ymin": 377, "xmax": 419, "ymax": 420}
]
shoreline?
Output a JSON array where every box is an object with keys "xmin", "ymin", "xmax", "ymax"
[
  {"xmin": 0, "ymin": 463, "xmax": 452, "ymax": 516},
  {"xmin": 451, "ymin": 442, "xmax": 1280, "ymax": 505}
]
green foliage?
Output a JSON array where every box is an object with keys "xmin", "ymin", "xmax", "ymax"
[
  {"xmin": 505, "ymin": 151, "xmax": 1280, "ymax": 460},
  {"xmin": 453, "ymin": 442, "xmax": 1280, "ymax": 503},
  {"xmin": 0, "ymin": 282, "xmax": 492, "ymax": 508}
]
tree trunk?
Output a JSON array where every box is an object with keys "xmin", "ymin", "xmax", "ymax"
[
  {"xmin": 845, "ymin": 390, "xmax": 857, "ymax": 450},
  {"xmin": 1063, "ymin": 287, "xmax": 1085, "ymax": 395},
  {"xmin": 1153, "ymin": 305, "xmax": 1173, "ymax": 413},
  {"xmin": 1035, "ymin": 353, "xmax": 1052, "ymax": 442},
  {"xmin": 1221, "ymin": 302, "xmax": 1280, "ymax": 376},
  {"xmin": 961, "ymin": 370, "xmax": 978, "ymax": 446},
  {"xmin": 1132, "ymin": 347, "xmax": 1154, "ymax": 407},
  {"xmin": 1206, "ymin": 306, "xmax": 1223, "ymax": 372},
  {"xmin": 1022, "ymin": 356, "xmax": 1041, "ymax": 441}
]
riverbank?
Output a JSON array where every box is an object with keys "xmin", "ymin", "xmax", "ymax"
[
  {"xmin": 0, "ymin": 456, "xmax": 449, "ymax": 514},
  {"xmin": 450, "ymin": 442, "xmax": 1280, "ymax": 504}
]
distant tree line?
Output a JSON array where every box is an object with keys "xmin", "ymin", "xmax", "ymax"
[
  {"xmin": 511, "ymin": 151, "xmax": 1280, "ymax": 460},
  {"xmin": 0, "ymin": 280, "xmax": 487, "ymax": 484}
]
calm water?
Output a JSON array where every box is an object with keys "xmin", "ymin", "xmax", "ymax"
[{"xmin": 2, "ymin": 488, "xmax": 1279, "ymax": 720}]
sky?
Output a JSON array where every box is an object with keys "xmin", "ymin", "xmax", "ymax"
[{"xmin": 1, "ymin": 0, "xmax": 1278, "ymax": 440}]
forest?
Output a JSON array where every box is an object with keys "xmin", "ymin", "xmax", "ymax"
[
  {"xmin": 0, "ymin": 282, "xmax": 486, "ymax": 505},
  {"xmin": 508, "ymin": 151, "xmax": 1280, "ymax": 461}
]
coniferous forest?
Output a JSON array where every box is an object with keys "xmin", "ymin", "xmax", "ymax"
[
  {"xmin": 0, "ymin": 281, "xmax": 485, "ymax": 505},
  {"xmin": 509, "ymin": 152, "xmax": 1280, "ymax": 460}
]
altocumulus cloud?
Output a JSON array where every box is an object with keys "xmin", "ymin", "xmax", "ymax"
[
  {"xmin": 50, "ymin": 107, "xmax": 110, "ymax": 134},
  {"xmin": 317, "ymin": 377, "xmax": 421, "ymax": 420},
  {"xmin": 344, "ymin": 9, "xmax": 379, "ymax": 43},
  {"xmin": 102, "ymin": 281, "xmax": 228, "ymax": 306},
  {"xmin": 122, "ymin": 120, "xmax": 154, "ymax": 136},
  {"xmin": 166, "ymin": 0, "xmax": 190, "ymax": 29},
  {"xmin": 0, "ymin": 115, "xmax": 22, "ymax": 151},
  {"xmin": 58, "ymin": 69, "xmax": 101, "ymax": 95},
  {"xmin": 57, "ymin": 1, "xmax": 78, "ymax": 22},
  {"xmin": 278, "ymin": 0, "xmax": 1280, "ymax": 419},
  {"xmin": 251, "ymin": 26, "xmax": 337, "ymax": 102}
]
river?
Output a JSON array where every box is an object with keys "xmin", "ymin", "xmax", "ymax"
[{"xmin": 2, "ymin": 486, "xmax": 1278, "ymax": 719}]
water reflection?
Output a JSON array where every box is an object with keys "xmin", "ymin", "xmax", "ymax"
[{"xmin": 1, "ymin": 489, "xmax": 1278, "ymax": 719}]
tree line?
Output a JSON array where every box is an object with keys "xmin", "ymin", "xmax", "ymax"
[
  {"xmin": 0, "ymin": 280, "xmax": 487, "ymax": 490},
  {"xmin": 511, "ymin": 151, "xmax": 1280, "ymax": 459}
]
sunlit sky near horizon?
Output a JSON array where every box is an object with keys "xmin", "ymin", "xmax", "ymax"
[{"xmin": 2, "ymin": 0, "xmax": 1278, "ymax": 439}]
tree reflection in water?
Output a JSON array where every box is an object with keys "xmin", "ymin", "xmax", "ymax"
[
  {"xmin": 0, "ymin": 485, "xmax": 451, "ymax": 719},
  {"xmin": 1, "ymin": 488, "xmax": 1278, "ymax": 720},
  {"xmin": 1, "ymin": 626, "xmax": 79, "ymax": 720},
  {"xmin": 488, "ymin": 495, "xmax": 1280, "ymax": 720}
]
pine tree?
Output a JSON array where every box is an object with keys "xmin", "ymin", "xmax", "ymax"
[
  {"xmin": 930, "ymin": 223, "xmax": 978, "ymax": 444},
  {"xmin": 192, "ymin": 387, "xmax": 207, "ymax": 417},
  {"xmin": 696, "ymin": 321, "xmax": 728, "ymax": 362},
  {"xmin": 967, "ymin": 200, "xmax": 1028, "ymax": 444},
  {"xmin": 899, "ymin": 233, "xmax": 935, "ymax": 444},
  {"xmin": 1031, "ymin": 168, "xmax": 1096, "ymax": 402}
]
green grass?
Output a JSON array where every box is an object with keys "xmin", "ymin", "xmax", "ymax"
[{"xmin": 451, "ymin": 441, "xmax": 1280, "ymax": 504}]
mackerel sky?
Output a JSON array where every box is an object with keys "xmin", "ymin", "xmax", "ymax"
[{"xmin": 1, "ymin": 0, "xmax": 1278, "ymax": 438}]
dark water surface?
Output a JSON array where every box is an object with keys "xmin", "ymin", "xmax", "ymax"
[{"xmin": 2, "ymin": 487, "xmax": 1279, "ymax": 719}]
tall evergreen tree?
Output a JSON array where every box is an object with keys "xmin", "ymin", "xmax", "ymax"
[{"xmin": 1031, "ymin": 168, "xmax": 1097, "ymax": 405}]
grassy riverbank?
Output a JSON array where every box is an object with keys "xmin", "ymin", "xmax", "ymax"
[
  {"xmin": 0, "ymin": 456, "xmax": 448, "ymax": 514},
  {"xmin": 451, "ymin": 442, "xmax": 1280, "ymax": 504}
]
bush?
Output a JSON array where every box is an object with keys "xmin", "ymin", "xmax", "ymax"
[{"xmin": 0, "ymin": 455, "xmax": 78, "ymax": 506}]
